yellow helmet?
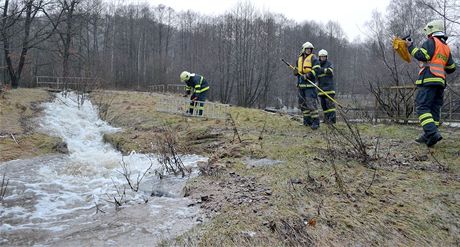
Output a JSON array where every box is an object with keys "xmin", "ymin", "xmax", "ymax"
[
  {"xmin": 180, "ymin": 71, "xmax": 191, "ymax": 82},
  {"xmin": 423, "ymin": 20, "xmax": 444, "ymax": 36},
  {"xmin": 318, "ymin": 49, "xmax": 328, "ymax": 57}
]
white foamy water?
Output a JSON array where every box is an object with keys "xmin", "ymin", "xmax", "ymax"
[{"xmin": 0, "ymin": 92, "xmax": 206, "ymax": 246}]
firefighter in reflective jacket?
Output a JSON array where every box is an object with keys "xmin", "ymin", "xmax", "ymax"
[
  {"xmin": 180, "ymin": 71, "xmax": 210, "ymax": 116},
  {"xmin": 317, "ymin": 49, "xmax": 336, "ymax": 124},
  {"xmin": 294, "ymin": 42, "xmax": 322, "ymax": 129},
  {"xmin": 406, "ymin": 20, "xmax": 456, "ymax": 147}
]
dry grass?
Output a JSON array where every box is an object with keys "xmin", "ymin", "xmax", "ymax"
[
  {"xmin": 0, "ymin": 88, "xmax": 62, "ymax": 162},
  {"xmin": 91, "ymin": 90, "xmax": 460, "ymax": 246}
]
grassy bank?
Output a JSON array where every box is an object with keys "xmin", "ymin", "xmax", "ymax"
[
  {"xmin": 92, "ymin": 90, "xmax": 460, "ymax": 246},
  {"xmin": 0, "ymin": 88, "xmax": 63, "ymax": 162}
]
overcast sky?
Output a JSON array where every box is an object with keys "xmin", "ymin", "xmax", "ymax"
[{"xmin": 123, "ymin": 0, "xmax": 391, "ymax": 40}]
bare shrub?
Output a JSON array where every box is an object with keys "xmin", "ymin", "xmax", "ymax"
[
  {"xmin": 106, "ymin": 178, "xmax": 127, "ymax": 211},
  {"xmin": 117, "ymin": 156, "xmax": 154, "ymax": 192},
  {"xmin": 226, "ymin": 113, "xmax": 242, "ymax": 143},
  {"xmin": 93, "ymin": 90, "xmax": 117, "ymax": 120},
  {"xmin": 369, "ymin": 81, "xmax": 416, "ymax": 123},
  {"xmin": 328, "ymin": 110, "xmax": 369, "ymax": 163},
  {"xmin": 152, "ymin": 127, "xmax": 189, "ymax": 178}
]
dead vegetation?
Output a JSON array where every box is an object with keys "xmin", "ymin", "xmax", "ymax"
[
  {"xmin": 152, "ymin": 127, "xmax": 189, "ymax": 178},
  {"xmin": 118, "ymin": 156, "xmax": 154, "ymax": 192},
  {"xmin": 86, "ymin": 90, "xmax": 460, "ymax": 246}
]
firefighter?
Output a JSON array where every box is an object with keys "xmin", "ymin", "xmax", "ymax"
[
  {"xmin": 180, "ymin": 71, "xmax": 210, "ymax": 116},
  {"xmin": 406, "ymin": 20, "xmax": 456, "ymax": 147},
  {"xmin": 294, "ymin": 42, "xmax": 322, "ymax": 129},
  {"xmin": 317, "ymin": 49, "xmax": 336, "ymax": 124}
]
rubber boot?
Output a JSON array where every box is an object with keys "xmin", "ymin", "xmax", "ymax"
[
  {"xmin": 415, "ymin": 135, "xmax": 427, "ymax": 144},
  {"xmin": 426, "ymin": 132, "xmax": 443, "ymax": 147}
]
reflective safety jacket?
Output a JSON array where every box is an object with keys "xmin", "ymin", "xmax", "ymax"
[
  {"xmin": 295, "ymin": 54, "xmax": 321, "ymax": 88},
  {"xmin": 318, "ymin": 60, "xmax": 335, "ymax": 96},
  {"xmin": 185, "ymin": 74, "xmax": 209, "ymax": 94},
  {"xmin": 408, "ymin": 36, "xmax": 456, "ymax": 87}
]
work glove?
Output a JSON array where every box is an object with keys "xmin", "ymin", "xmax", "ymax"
[
  {"xmin": 404, "ymin": 37, "xmax": 413, "ymax": 47},
  {"xmin": 302, "ymin": 73, "xmax": 312, "ymax": 81},
  {"xmin": 293, "ymin": 69, "xmax": 299, "ymax": 76}
]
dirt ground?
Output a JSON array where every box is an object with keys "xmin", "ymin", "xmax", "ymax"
[{"xmin": 1, "ymin": 89, "xmax": 459, "ymax": 246}]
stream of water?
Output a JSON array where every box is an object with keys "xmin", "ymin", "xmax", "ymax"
[{"xmin": 0, "ymin": 92, "xmax": 206, "ymax": 246}]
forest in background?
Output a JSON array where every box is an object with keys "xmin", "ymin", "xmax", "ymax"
[{"xmin": 1, "ymin": 0, "xmax": 459, "ymax": 108}]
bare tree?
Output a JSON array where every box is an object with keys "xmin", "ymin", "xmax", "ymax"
[{"xmin": 0, "ymin": 0, "xmax": 61, "ymax": 88}]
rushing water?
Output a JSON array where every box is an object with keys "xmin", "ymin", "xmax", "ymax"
[{"xmin": 0, "ymin": 92, "xmax": 206, "ymax": 246}]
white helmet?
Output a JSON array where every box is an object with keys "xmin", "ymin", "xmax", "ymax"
[
  {"xmin": 318, "ymin": 49, "xmax": 328, "ymax": 57},
  {"xmin": 180, "ymin": 71, "xmax": 191, "ymax": 82},
  {"xmin": 302, "ymin": 42, "xmax": 314, "ymax": 50},
  {"xmin": 424, "ymin": 20, "xmax": 444, "ymax": 36}
]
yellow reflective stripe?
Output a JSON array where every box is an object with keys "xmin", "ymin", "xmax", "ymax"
[
  {"xmin": 311, "ymin": 70, "xmax": 316, "ymax": 76},
  {"xmin": 411, "ymin": 48, "xmax": 419, "ymax": 56},
  {"xmin": 312, "ymin": 65, "xmax": 321, "ymax": 69},
  {"xmin": 197, "ymin": 106, "xmax": 205, "ymax": 110},
  {"xmin": 318, "ymin": 74, "xmax": 327, "ymax": 78},
  {"xmin": 434, "ymin": 121, "xmax": 440, "ymax": 126},
  {"xmin": 419, "ymin": 113, "xmax": 432, "ymax": 120},
  {"xmin": 195, "ymin": 85, "xmax": 200, "ymax": 88},
  {"xmin": 318, "ymin": 90, "xmax": 336, "ymax": 96},
  {"xmin": 195, "ymin": 86, "xmax": 209, "ymax": 93},
  {"xmin": 421, "ymin": 118, "xmax": 434, "ymax": 126},
  {"xmin": 420, "ymin": 48, "xmax": 431, "ymax": 60},
  {"xmin": 324, "ymin": 108, "xmax": 336, "ymax": 113},
  {"xmin": 185, "ymin": 86, "xmax": 192, "ymax": 90},
  {"xmin": 415, "ymin": 77, "xmax": 445, "ymax": 85},
  {"xmin": 327, "ymin": 68, "xmax": 333, "ymax": 73},
  {"xmin": 298, "ymin": 84, "xmax": 307, "ymax": 88},
  {"xmin": 446, "ymin": 63, "xmax": 456, "ymax": 69}
]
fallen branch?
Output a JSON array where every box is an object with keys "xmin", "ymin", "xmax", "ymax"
[
  {"xmin": 1, "ymin": 172, "xmax": 9, "ymax": 202},
  {"xmin": 10, "ymin": 133, "xmax": 19, "ymax": 146},
  {"xmin": 325, "ymin": 129, "xmax": 351, "ymax": 199},
  {"xmin": 94, "ymin": 201, "xmax": 106, "ymax": 214},
  {"xmin": 429, "ymin": 150, "xmax": 448, "ymax": 172},
  {"xmin": 364, "ymin": 168, "xmax": 377, "ymax": 196}
]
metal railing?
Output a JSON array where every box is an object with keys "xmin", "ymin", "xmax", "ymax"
[
  {"xmin": 155, "ymin": 96, "xmax": 229, "ymax": 119},
  {"xmin": 35, "ymin": 76, "xmax": 101, "ymax": 91},
  {"xmin": 148, "ymin": 84, "xmax": 184, "ymax": 94}
]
